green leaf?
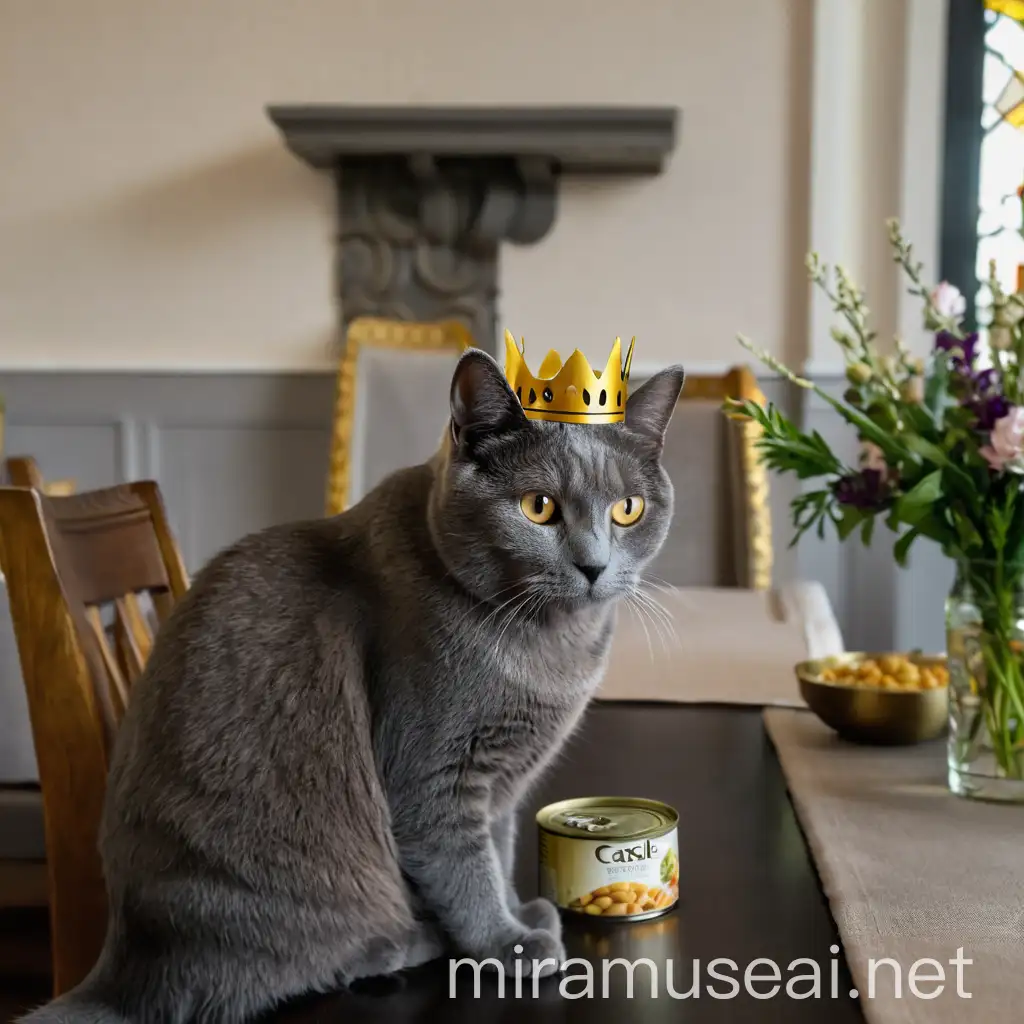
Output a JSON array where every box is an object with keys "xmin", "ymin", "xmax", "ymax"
[
  {"xmin": 894, "ymin": 526, "xmax": 921, "ymax": 567},
  {"xmin": 812, "ymin": 387, "xmax": 917, "ymax": 465},
  {"xmin": 904, "ymin": 436, "xmax": 978, "ymax": 510},
  {"xmin": 860, "ymin": 515, "xmax": 876, "ymax": 547},
  {"xmin": 726, "ymin": 399, "xmax": 848, "ymax": 480},
  {"xmin": 893, "ymin": 470, "xmax": 943, "ymax": 525},
  {"xmin": 905, "ymin": 435, "xmax": 975, "ymax": 485},
  {"xmin": 837, "ymin": 505, "xmax": 869, "ymax": 541},
  {"xmin": 789, "ymin": 488, "xmax": 837, "ymax": 546},
  {"xmin": 954, "ymin": 514, "xmax": 984, "ymax": 553},
  {"xmin": 923, "ymin": 357, "xmax": 950, "ymax": 421},
  {"xmin": 900, "ymin": 402, "xmax": 937, "ymax": 435}
]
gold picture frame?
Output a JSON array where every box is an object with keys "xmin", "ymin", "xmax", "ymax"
[{"xmin": 686, "ymin": 365, "xmax": 774, "ymax": 591}]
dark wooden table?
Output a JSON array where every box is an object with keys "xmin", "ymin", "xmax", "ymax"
[{"xmin": 268, "ymin": 704, "xmax": 865, "ymax": 1022}]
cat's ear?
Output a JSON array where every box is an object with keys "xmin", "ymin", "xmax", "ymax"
[
  {"xmin": 625, "ymin": 366, "xmax": 686, "ymax": 451},
  {"xmin": 449, "ymin": 348, "xmax": 528, "ymax": 448}
]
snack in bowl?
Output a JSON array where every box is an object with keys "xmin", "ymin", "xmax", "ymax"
[
  {"xmin": 795, "ymin": 652, "xmax": 949, "ymax": 745},
  {"xmin": 817, "ymin": 653, "xmax": 949, "ymax": 691}
]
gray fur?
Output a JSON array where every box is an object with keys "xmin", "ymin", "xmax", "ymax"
[{"xmin": 21, "ymin": 350, "xmax": 684, "ymax": 1023}]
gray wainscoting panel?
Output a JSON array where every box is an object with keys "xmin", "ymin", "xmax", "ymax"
[
  {"xmin": 1, "ymin": 372, "xmax": 336, "ymax": 571},
  {"xmin": 155, "ymin": 425, "xmax": 332, "ymax": 570},
  {"xmin": 0, "ymin": 370, "xmax": 951, "ymax": 655}
]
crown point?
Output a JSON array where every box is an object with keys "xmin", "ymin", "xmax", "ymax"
[
  {"xmin": 501, "ymin": 333, "xmax": 638, "ymax": 424},
  {"xmin": 538, "ymin": 349, "xmax": 564, "ymax": 379}
]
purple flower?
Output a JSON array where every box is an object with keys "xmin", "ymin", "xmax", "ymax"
[
  {"xmin": 973, "ymin": 393, "xmax": 1011, "ymax": 431},
  {"xmin": 975, "ymin": 368, "xmax": 999, "ymax": 392},
  {"xmin": 832, "ymin": 469, "xmax": 892, "ymax": 510},
  {"xmin": 964, "ymin": 368, "xmax": 1010, "ymax": 429},
  {"xmin": 935, "ymin": 331, "xmax": 979, "ymax": 371}
]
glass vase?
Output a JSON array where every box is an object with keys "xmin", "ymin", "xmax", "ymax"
[{"xmin": 946, "ymin": 559, "xmax": 1024, "ymax": 803}]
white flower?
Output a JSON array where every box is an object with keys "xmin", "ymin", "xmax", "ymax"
[
  {"xmin": 930, "ymin": 282, "xmax": 966, "ymax": 321},
  {"xmin": 859, "ymin": 441, "xmax": 888, "ymax": 473}
]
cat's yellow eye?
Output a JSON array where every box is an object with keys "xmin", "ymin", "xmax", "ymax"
[
  {"xmin": 521, "ymin": 492, "xmax": 559, "ymax": 525},
  {"xmin": 611, "ymin": 495, "xmax": 645, "ymax": 527}
]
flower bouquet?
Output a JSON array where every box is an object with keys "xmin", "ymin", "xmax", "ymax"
[{"xmin": 727, "ymin": 220, "xmax": 1024, "ymax": 802}]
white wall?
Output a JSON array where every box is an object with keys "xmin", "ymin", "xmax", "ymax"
[{"xmin": 0, "ymin": 0, "xmax": 813, "ymax": 372}]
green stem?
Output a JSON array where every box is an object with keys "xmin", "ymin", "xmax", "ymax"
[{"xmin": 972, "ymin": 571, "xmax": 1024, "ymax": 780}]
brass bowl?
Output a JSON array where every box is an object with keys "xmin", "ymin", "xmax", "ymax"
[{"xmin": 794, "ymin": 652, "xmax": 949, "ymax": 746}]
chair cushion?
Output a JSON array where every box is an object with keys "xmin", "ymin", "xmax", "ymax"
[{"xmin": 0, "ymin": 787, "xmax": 46, "ymax": 860}]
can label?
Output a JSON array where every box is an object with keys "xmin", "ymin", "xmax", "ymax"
[{"xmin": 539, "ymin": 826, "xmax": 679, "ymax": 920}]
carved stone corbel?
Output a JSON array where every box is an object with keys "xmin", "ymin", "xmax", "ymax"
[{"xmin": 267, "ymin": 105, "xmax": 678, "ymax": 348}]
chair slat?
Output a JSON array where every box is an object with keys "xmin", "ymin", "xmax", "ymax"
[
  {"xmin": 113, "ymin": 597, "xmax": 150, "ymax": 683},
  {"xmin": 84, "ymin": 608, "xmax": 129, "ymax": 719}
]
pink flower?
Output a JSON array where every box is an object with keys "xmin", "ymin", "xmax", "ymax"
[
  {"xmin": 931, "ymin": 282, "xmax": 966, "ymax": 321},
  {"xmin": 859, "ymin": 441, "xmax": 888, "ymax": 473},
  {"xmin": 981, "ymin": 407, "xmax": 1024, "ymax": 473}
]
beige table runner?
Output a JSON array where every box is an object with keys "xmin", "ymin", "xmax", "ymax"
[
  {"xmin": 765, "ymin": 708, "xmax": 1023, "ymax": 1023},
  {"xmin": 598, "ymin": 582, "xmax": 844, "ymax": 706}
]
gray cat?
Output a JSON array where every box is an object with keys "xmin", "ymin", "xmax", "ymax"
[{"xmin": 23, "ymin": 348, "xmax": 685, "ymax": 1023}]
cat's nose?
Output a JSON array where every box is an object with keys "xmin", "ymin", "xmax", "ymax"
[{"xmin": 575, "ymin": 563, "xmax": 606, "ymax": 585}]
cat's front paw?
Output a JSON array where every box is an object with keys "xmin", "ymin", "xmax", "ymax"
[
  {"xmin": 514, "ymin": 897, "xmax": 562, "ymax": 939},
  {"xmin": 500, "ymin": 929, "xmax": 566, "ymax": 978}
]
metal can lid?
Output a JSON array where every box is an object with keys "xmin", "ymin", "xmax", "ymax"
[{"xmin": 536, "ymin": 797, "xmax": 678, "ymax": 841}]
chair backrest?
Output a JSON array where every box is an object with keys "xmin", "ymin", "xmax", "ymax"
[
  {"xmin": 0, "ymin": 481, "xmax": 189, "ymax": 994},
  {"xmin": 3, "ymin": 455, "xmax": 76, "ymax": 496},
  {"xmin": 649, "ymin": 366, "xmax": 773, "ymax": 590},
  {"xmin": 4, "ymin": 455, "xmax": 44, "ymax": 489},
  {"xmin": 325, "ymin": 317, "xmax": 474, "ymax": 514},
  {"xmin": 324, "ymin": 334, "xmax": 770, "ymax": 587}
]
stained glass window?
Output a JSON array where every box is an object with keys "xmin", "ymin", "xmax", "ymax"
[{"xmin": 978, "ymin": 1, "xmax": 1024, "ymax": 317}]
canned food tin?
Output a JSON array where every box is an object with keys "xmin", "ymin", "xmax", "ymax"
[{"xmin": 537, "ymin": 797, "xmax": 679, "ymax": 921}]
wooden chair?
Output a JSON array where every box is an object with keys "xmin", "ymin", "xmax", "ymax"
[
  {"xmin": 324, "ymin": 332, "xmax": 772, "ymax": 586},
  {"xmin": 0, "ymin": 482, "xmax": 189, "ymax": 994},
  {"xmin": 601, "ymin": 368, "xmax": 846, "ymax": 704},
  {"xmin": 1, "ymin": 456, "xmax": 80, "ymax": 907},
  {"xmin": 0, "ymin": 456, "xmax": 78, "ymax": 985},
  {"xmin": 325, "ymin": 317, "xmax": 474, "ymax": 515}
]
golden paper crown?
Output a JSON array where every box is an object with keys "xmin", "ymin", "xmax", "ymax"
[{"xmin": 503, "ymin": 330, "xmax": 635, "ymax": 424}]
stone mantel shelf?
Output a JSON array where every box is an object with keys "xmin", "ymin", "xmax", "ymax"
[
  {"xmin": 267, "ymin": 104, "xmax": 679, "ymax": 347},
  {"xmin": 266, "ymin": 105, "xmax": 678, "ymax": 175}
]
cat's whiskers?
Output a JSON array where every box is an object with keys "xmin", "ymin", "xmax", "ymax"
[
  {"xmin": 472, "ymin": 574, "xmax": 548, "ymax": 637},
  {"xmin": 629, "ymin": 588, "xmax": 670, "ymax": 654},
  {"xmin": 640, "ymin": 573, "xmax": 681, "ymax": 597},
  {"xmin": 492, "ymin": 588, "xmax": 542, "ymax": 652},
  {"xmin": 624, "ymin": 591, "xmax": 656, "ymax": 663},
  {"xmin": 476, "ymin": 589, "xmax": 535, "ymax": 635},
  {"xmin": 447, "ymin": 575, "xmax": 544, "ymax": 636},
  {"xmin": 640, "ymin": 574, "xmax": 696, "ymax": 615},
  {"xmin": 629, "ymin": 586, "xmax": 680, "ymax": 653},
  {"xmin": 632, "ymin": 585, "xmax": 676, "ymax": 637}
]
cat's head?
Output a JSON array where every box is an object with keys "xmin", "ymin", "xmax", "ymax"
[{"xmin": 429, "ymin": 348, "xmax": 685, "ymax": 612}]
